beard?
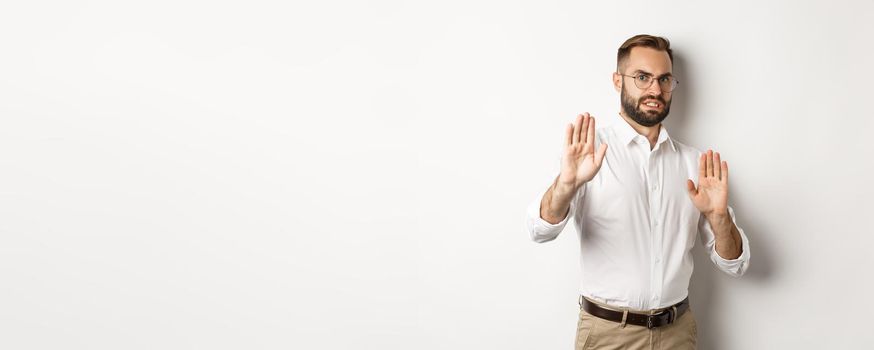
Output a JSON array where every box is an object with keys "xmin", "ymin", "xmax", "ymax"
[{"xmin": 620, "ymin": 83, "xmax": 671, "ymax": 127}]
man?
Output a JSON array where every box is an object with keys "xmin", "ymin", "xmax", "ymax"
[{"xmin": 524, "ymin": 34, "xmax": 750, "ymax": 350}]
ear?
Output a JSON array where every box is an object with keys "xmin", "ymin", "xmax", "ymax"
[{"xmin": 612, "ymin": 72, "xmax": 622, "ymax": 93}]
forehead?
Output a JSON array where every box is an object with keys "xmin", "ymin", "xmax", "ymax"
[{"xmin": 625, "ymin": 46, "xmax": 672, "ymax": 75}]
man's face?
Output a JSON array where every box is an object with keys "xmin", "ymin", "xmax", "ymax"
[{"xmin": 614, "ymin": 47, "xmax": 673, "ymax": 127}]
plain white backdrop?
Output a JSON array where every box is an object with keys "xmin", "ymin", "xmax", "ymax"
[{"xmin": 1, "ymin": 0, "xmax": 872, "ymax": 349}]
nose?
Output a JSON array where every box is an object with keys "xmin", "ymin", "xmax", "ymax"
[{"xmin": 646, "ymin": 79, "xmax": 663, "ymax": 96}]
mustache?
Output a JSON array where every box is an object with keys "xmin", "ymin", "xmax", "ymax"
[{"xmin": 638, "ymin": 95, "xmax": 666, "ymax": 104}]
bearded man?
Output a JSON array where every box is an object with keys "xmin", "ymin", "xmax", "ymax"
[{"xmin": 525, "ymin": 34, "xmax": 750, "ymax": 350}]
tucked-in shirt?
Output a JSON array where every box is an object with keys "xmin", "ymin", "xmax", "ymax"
[{"xmin": 525, "ymin": 117, "xmax": 750, "ymax": 310}]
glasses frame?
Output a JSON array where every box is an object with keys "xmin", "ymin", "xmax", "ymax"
[{"xmin": 618, "ymin": 72, "xmax": 680, "ymax": 92}]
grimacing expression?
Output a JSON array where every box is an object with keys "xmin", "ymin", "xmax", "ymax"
[
  {"xmin": 616, "ymin": 46, "xmax": 674, "ymax": 127},
  {"xmin": 620, "ymin": 80, "xmax": 671, "ymax": 127}
]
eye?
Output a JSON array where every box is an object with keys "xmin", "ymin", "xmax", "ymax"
[
  {"xmin": 636, "ymin": 74, "xmax": 650, "ymax": 82},
  {"xmin": 659, "ymin": 76, "xmax": 672, "ymax": 83}
]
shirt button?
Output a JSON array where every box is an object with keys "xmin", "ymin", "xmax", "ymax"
[{"xmin": 652, "ymin": 185, "xmax": 658, "ymax": 191}]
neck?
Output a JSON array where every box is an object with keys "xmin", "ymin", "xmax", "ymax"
[{"xmin": 619, "ymin": 111, "xmax": 660, "ymax": 149}]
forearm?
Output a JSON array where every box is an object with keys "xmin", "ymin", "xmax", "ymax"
[
  {"xmin": 706, "ymin": 211, "xmax": 743, "ymax": 260},
  {"xmin": 539, "ymin": 176, "xmax": 579, "ymax": 224}
]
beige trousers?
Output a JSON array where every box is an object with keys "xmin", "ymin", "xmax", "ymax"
[{"xmin": 575, "ymin": 297, "xmax": 697, "ymax": 350}]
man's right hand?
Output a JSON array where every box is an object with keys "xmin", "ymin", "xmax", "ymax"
[
  {"xmin": 558, "ymin": 113, "xmax": 608, "ymax": 190},
  {"xmin": 538, "ymin": 113, "xmax": 608, "ymax": 224}
]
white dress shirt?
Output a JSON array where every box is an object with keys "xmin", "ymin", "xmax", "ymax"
[{"xmin": 525, "ymin": 117, "xmax": 750, "ymax": 310}]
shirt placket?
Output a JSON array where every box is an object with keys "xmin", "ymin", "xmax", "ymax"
[{"xmin": 645, "ymin": 144, "xmax": 663, "ymax": 309}]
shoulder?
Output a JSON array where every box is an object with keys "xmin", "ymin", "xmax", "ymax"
[
  {"xmin": 593, "ymin": 126, "xmax": 611, "ymax": 144},
  {"xmin": 595, "ymin": 123, "xmax": 618, "ymax": 141},
  {"xmin": 671, "ymin": 138, "xmax": 704, "ymax": 160}
]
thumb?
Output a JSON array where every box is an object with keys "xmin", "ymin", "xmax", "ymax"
[{"xmin": 685, "ymin": 179, "xmax": 697, "ymax": 197}]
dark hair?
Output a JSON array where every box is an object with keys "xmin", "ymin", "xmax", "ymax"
[{"xmin": 617, "ymin": 34, "xmax": 673, "ymax": 70}]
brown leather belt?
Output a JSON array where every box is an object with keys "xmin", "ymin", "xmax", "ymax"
[{"xmin": 580, "ymin": 296, "xmax": 689, "ymax": 329}]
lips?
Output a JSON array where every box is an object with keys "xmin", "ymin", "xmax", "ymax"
[{"xmin": 641, "ymin": 100, "xmax": 662, "ymax": 109}]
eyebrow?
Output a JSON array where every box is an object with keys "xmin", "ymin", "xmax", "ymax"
[{"xmin": 631, "ymin": 70, "xmax": 673, "ymax": 79}]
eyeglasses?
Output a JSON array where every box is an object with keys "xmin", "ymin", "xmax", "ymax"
[{"xmin": 619, "ymin": 72, "xmax": 680, "ymax": 92}]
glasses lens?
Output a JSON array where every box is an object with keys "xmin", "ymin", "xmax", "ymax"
[
  {"xmin": 633, "ymin": 75, "xmax": 652, "ymax": 89},
  {"xmin": 659, "ymin": 77, "xmax": 678, "ymax": 91}
]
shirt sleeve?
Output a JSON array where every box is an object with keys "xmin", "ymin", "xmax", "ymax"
[
  {"xmin": 697, "ymin": 206, "xmax": 751, "ymax": 277},
  {"xmin": 524, "ymin": 184, "xmax": 583, "ymax": 243}
]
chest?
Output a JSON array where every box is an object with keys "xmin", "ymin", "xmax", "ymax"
[{"xmin": 585, "ymin": 145, "xmax": 699, "ymax": 218}]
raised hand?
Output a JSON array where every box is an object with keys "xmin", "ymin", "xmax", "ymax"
[
  {"xmin": 686, "ymin": 150, "xmax": 729, "ymax": 217},
  {"xmin": 558, "ymin": 113, "xmax": 608, "ymax": 189}
]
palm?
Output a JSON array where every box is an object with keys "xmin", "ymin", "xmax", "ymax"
[
  {"xmin": 687, "ymin": 150, "xmax": 729, "ymax": 216},
  {"xmin": 558, "ymin": 113, "xmax": 608, "ymax": 188}
]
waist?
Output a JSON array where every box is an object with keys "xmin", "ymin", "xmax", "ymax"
[
  {"xmin": 579, "ymin": 295, "xmax": 690, "ymax": 329},
  {"xmin": 578, "ymin": 294, "xmax": 689, "ymax": 314}
]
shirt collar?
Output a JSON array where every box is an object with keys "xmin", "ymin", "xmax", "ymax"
[{"xmin": 613, "ymin": 114, "xmax": 677, "ymax": 152}]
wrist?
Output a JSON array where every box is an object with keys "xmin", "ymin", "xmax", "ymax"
[
  {"xmin": 554, "ymin": 180, "xmax": 580, "ymax": 197},
  {"xmin": 705, "ymin": 209, "xmax": 731, "ymax": 228}
]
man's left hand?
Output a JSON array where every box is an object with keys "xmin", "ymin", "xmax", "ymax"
[{"xmin": 686, "ymin": 149, "xmax": 729, "ymax": 217}]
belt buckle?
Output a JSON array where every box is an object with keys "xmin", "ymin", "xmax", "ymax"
[{"xmin": 646, "ymin": 309, "xmax": 672, "ymax": 329}]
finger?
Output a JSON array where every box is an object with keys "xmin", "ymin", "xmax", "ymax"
[
  {"xmin": 686, "ymin": 179, "xmax": 697, "ymax": 197},
  {"xmin": 713, "ymin": 152, "xmax": 721, "ymax": 180},
  {"xmin": 594, "ymin": 143, "xmax": 608, "ymax": 167},
  {"xmin": 698, "ymin": 153, "xmax": 706, "ymax": 180},
  {"xmin": 581, "ymin": 115, "xmax": 592, "ymax": 153},
  {"xmin": 698, "ymin": 150, "xmax": 713, "ymax": 181},
  {"xmin": 721, "ymin": 161, "xmax": 729, "ymax": 183},
  {"xmin": 565, "ymin": 123, "xmax": 573, "ymax": 147},
  {"xmin": 586, "ymin": 115, "xmax": 596, "ymax": 147},
  {"xmin": 572, "ymin": 115, "xmax": 582, "ymax": 144}
]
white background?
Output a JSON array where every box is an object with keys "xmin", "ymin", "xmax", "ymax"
[{"xmin": 1, "ymin": 1, "xmax": 872, "ymax": 349}]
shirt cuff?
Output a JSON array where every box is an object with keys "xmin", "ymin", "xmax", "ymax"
[
  {"xmin": 527, "ymin": 197, "xmax": 572, "ymax": 228},
  {"xmin": 525, "ymin": 187, "xmax": 575, "ymax": 243},
  {"xmin": 709, "ymin": 207, "xmax": 751, "ymax": 276}
]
